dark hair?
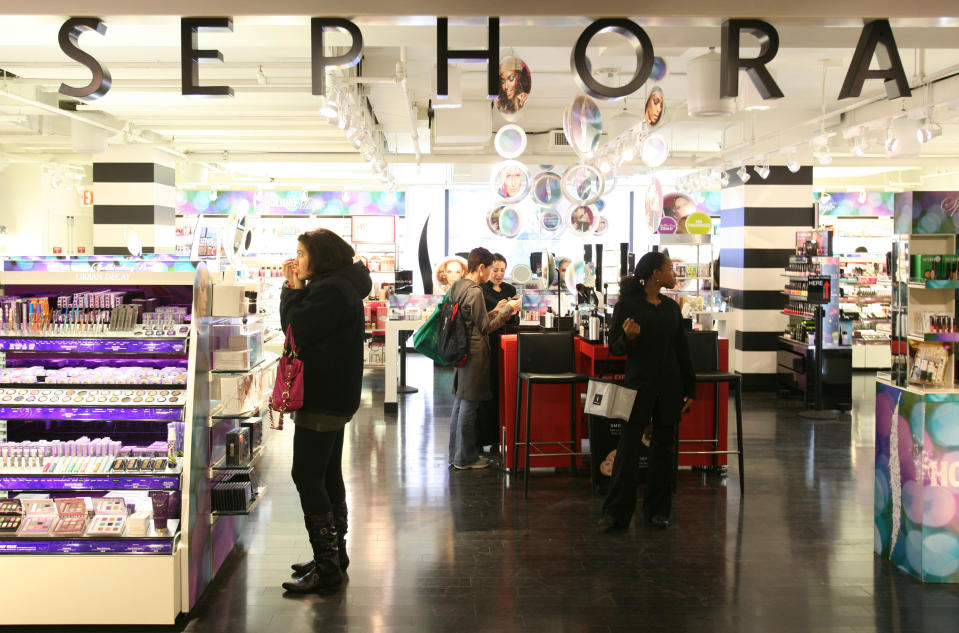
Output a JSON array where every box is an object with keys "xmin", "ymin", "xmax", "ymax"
[
  {"xmin": 467, "ymin": 247, "xmax": 494, "ymax": 272},
  {"xmin": 621, "ymin": 251, "xmax": 668, "ymax": 295},
  {"xmin": 492, "ymin": 253, "xmax": 507, "ymax": 266},
  {"xmin": 297, "ymin": 229, "xmax": 355, "ymax": 280}
]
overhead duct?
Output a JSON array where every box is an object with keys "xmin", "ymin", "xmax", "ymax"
[
  {"xmin": 430, "ymin": 100, "xmax": 492, "ymax": 152},
  {"xmin": 70, "ymin": 115, "xmax": 108, "ymax": 154},
  {"xmin": 687, "ymin": 49, "xmax": 735, "ymax": 118}
]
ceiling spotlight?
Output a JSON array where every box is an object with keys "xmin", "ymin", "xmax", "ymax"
[
  {"xmin": 812, "ymin": 143, "xmax": 832, "ymax": 165},
  {"xmin": 599, "ymin": 158, "xmax": 612, "ymax": 174},
  {"xmin": 754, "ymin": 159, "xmax": 770, "ymax": 180},
  {"xmin": 850, "ymin": 133, "xmax": 869, "ymax": 157},
  {"xmin": 719, "ymin": 170, "xmax": 730, "ymax": 187},
  {"xmin": 319, "ymin": 91, "xmax": 338, "ymax": 119},
  {"xmin": 785, "ymin": 159, "xmax": 800, "ymax": 173},
  {"xmin": 884, "ymin": 123, "xmax": 900, "ymax": 153},
  {"xmin": 736, "ymin": 165, "xmax": 750, "ymax": 183},
  {"xmin": 621, "ymin": 145, "xmax": 635, "ymax": 162},
  {"xmin": 917, "ymin": 119, "xmax": 943, "ymax": 144}
]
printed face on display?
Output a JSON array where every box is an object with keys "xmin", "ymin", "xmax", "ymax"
[
  {"xmin": 445, "ymin": 261, "xmax": 465, "ymax": 284},
  {"xmin": 645, "ymin": 87, "xmax": 664, "ymax": 126}
]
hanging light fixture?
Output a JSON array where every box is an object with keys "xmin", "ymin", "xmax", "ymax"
[
  {"xmin": 917, "ymin": 118, "xmax": 943, "ymax": 143},
  {"xmin": 884, "ymin": 121, "xmax": 900, "ymax": 154},
  {"xmin": 850, "ymin": 131, "xmax": 869, "ymax": 157},
  {"xmin": 754, "ymin": 157, "xmax": 770, "ymax": 180},
  {"xmin": 812, "ymin": 140, "xmax": 832, "ymax": 165},
  {"xmin": 319, "ymin": 86, "xmax": 339, "ymax": 119},
  {"xmin": 719, "ymin": 169, "xmax": 731, "ymax": 187},
  {"xmin": 736, "ymin": 164, "xmax": 750, "ymax": 183}
]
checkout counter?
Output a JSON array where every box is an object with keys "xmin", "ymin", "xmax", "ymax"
[{"xmin": 498, "ymin": 333, "xmax": 731, "ymax": 476}]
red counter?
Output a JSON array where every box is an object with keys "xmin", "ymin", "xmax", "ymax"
[{"xmin": 499, "ymin": 334, "xmax": 730, "ymax": 471}]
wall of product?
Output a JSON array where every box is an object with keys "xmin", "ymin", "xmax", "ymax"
[{"xmin": 0, "ymin": 258, "xmax": 271, "ymax": 624}]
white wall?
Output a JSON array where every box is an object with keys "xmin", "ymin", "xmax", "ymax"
[{"xmin": 0, "ymin": 163, "xmax": 90, "ymax": 256}]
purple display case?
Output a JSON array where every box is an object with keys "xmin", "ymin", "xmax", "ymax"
[
  {"xmin": 0, "ymin": 539, "xmax": 174, "ymax": 554},
  {"xmin": 0, "ymin": 407, "xmax": 182, "ymax": 421},
  {"xmin": 0, "ymin": 474, "xmax": 179, "ymax": 491},
  {"xmin": 0, "ymin": 338, "xmax": 187, "ymax": 354}
]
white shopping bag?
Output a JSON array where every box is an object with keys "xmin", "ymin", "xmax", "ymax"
[{"xmin": 584, "ymin": 379, "xmax": 638, "ymax": 422}]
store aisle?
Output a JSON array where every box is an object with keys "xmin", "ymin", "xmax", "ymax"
[{"xmin": 174, "ymin": 363, "xmax": 958, "ymax": 633}]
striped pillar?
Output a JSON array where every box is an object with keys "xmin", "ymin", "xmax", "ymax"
[
  {"xmin": 720, "ymin": 166, "xmax": 814, "ymax": 390},
  {"xmin": 92, "ymin": 147, "xmax": 176, "ymax": 255}
]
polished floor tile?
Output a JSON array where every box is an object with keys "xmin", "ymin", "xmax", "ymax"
[{"xmin": 19, "ymin": 360, "xmax": 959, "ymax": 633}]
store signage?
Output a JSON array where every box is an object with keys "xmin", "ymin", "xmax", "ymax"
[
  {"xmin": 657, "ymin": 217, "xmax": 678, "ymax": 234},
  {"xmin": 50, "ymin": 16, "xmax": 910, "ymax": 105},
  {"xmin": 81, "ymin": 189, "xmax": 94, "ymax": 207},
  {"xmin": 684, "ymin": 212, "xmax": 712, "ymax": 234},
  {"xmin": 807, "ymin": 275, "xmax": 831, "ymax": 305},
  {"xmin": 0, "ymin": 539, "xmax": 174, "ymax": 554},
  {"xmin": 52, "ymin": 247, "xmax": 62, "ymax": 254}
]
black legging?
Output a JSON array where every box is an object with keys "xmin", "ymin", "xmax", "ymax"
[
  {"xmin": 602, "ymin": 393, "xmax": 681, "ymax": 524},
  {"xmin": 291, "ymin": 425, "xmax": 346, "ymax": 517}
]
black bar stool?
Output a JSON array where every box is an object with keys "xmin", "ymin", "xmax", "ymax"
[
  {"xmin": 676, "ymin": 330, "xmax": 745, "ymax": 495},
  {"xmin": 512, "ymin": 331, "xmax": 589, "ymax": 498}
]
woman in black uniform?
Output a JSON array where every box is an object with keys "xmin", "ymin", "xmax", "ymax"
[
  {"xmin": 478, "ymin": 253, "xmax": 519, "ymax": 454},
  {"xmin": 598, "ymin": 252, "xmax": 695, "ymax": 531}
]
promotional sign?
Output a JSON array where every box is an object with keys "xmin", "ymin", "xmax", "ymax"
[
  {"xmin": 815, "ymin": 191, "xmax": 894, "ymax": 217},
  {"xmin": 351, "ymin": 215, "xmax": 396, "ymax": 244},
  {"xmin": 657, "ymin": 217, "xmax": 678, "ymax": 234},
  {"xmin": 896, "ymin": 192, "xmax": 959, "ymax": 235},
  {"xmin": 684, "ymin": 211, "xmax": 712, "ymax": 234},
  {"xmin": 806, "ymin": 276, "xmax": 831, "ymax": 305}
]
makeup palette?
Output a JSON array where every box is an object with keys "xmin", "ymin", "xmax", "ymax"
[
  {"xmin": 53, "ymin": 515, "xmax": 88, "ymax": 535},
  {"xmin": 23, "ymin": 499, "xmax": 56, "ymax": 516},
  {"xmin": 0, "ymin": 515, "xmax": 23, "ymax": 532},
  {"xmin": 93, "ymin": 497, "xmax": 127, "ymax": 515},
  {"xmin": 86, "ymin": 514, "xmax": 126, "ymax": 535},
  {"xmin": 18, "ymin": 515, "xmax": 55, "ymax": 534},
  {"xmin": 55, "ymin": 498, "xmax": 87, "ymax": 516},
  {"xmin": 0, "ymin": 499, "xmax": 23, "ymax": 515}
]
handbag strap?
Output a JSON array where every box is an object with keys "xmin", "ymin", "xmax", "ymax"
[{"xmin": 284, "ymin": 324, "xmax": 298, "ymax": 356}]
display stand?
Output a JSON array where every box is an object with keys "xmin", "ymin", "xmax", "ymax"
[
  {"xmin": 875, "ymin": 196, "xmax": 959, "ymax": 583},
  {"xmin": 0, "ymin": 257, "xmax": 207, "ymax": 625}
]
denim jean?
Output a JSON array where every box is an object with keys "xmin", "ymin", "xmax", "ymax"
[{"xmin": 449, "ymin": 397, "xmax": 481, "ymax": 467}]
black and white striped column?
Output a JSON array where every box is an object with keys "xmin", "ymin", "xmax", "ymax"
[
  {"xmin": 92, "ymin": 148, "xmax": 176, "ymax": 255},
  {"xmin": 720, "ymin": 166, "xmax": 814, "ymax": 390}
]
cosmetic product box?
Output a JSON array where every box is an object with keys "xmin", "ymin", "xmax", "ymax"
[
  {"xmin": 225, "ymin": 427, "xmax": 251, "ymax": 467},
  {"xmin": 217, "ymin": 374, "xmax": 256, "ymax": 415},
  {"xmin": 212, "ymin": 349, "xmax": 251, "ymax": 371},
  {"xmin": 18, "ymin": 499, "xmax": 58, "ymax": 535},
  {"xmin": 212, "ymin": 284, "xmax": 248, "ymax": 317},
  {"xmin": 0, "ymin": 514, "xmax": 22, "ymax": 533},
  {"xmin": 0, "ymin": 499, "xmax": 23, "ymax": 516},
  {"xmin": 86, "ymin": 496, "xmax": 129, "ymax": 536},
  {"xmin": 124, "ymin": 511, "xmax": 152, "ymax": 536},
  {"xmin": 239, "ymin": 418, "xmax": 263, "ymax": 449}
]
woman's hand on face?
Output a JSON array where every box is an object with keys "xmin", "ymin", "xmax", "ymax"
[
  {"xmin": 282, "ymin": 259, "xmax": 304, "ymax": 289},
  {"xmin": 623, "ymin": 317, "xmax": 640, "ymax": 341}
]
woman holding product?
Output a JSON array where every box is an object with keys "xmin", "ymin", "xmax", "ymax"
[
  {"xmin": 279, "ymin": 229, "xmax": 372, "ymax": 593},
  {"xmin": 448, "ymin": 248, "xmax": 521, "ymax": 470},
  {"xmin": 478, "ymin": 253, "xmax": 519, "ymax": 454},
  {"xmin": 597, "ymin": 251, "xmax": 695, "ymax": 531}
]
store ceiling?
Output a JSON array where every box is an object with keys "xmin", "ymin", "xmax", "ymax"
[{"xmin": 3, "ymin": 16, "xmax": 959, "ymax": 190}]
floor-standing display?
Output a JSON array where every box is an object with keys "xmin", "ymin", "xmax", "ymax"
[{"xmin": 876, "ymin": 222, "xmax": 959, "ymax": 582}]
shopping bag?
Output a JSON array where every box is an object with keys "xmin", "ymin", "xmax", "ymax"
[
  {"xmin": 412, "ymin": 294, "xmax": 450, "ymax": 366},
  {"xmin": 584, "ymin": 379, "xmax": 637, "ymax": 422}
]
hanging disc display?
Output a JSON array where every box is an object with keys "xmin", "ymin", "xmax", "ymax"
[
  {"xmin": 640, "ymin": 134, "xmax": 670, "ymax": 167},
  {"xmin": 495, "ymin": 55, "xmax": 532, "ymax": 120},
  {"xmin": 491, "ymin": 160, "xmax": 531, "ymax": 204},
  {"xmin": 494, "ymin": 124, "xmax": 527, "ymax": 159},
  {"xmin": 562, "ymin": 95, "xmax": 603, "ymax": 158},
  {"xmin": 645, "ymin": 177, "xmax": 663, "ymax": 232},
  {"xmin": 531, "ymin": 171, "xmax": 563, "ymax": 207},
  {"xmin": 650, "ymin": 57, "xmax": 668, "ymax": 81},
  {"xmin": 593, "ymin": 215, "xmax": 609, "ymax": 236},
  {"xmin": 569, "ymin": 205, "xmax": 597, "ymax": 236},
  {"xmin": 644, "ymin": 86, "xmax": 665, "ymax": 127},
  {"xmin": 487, "ymin": 205, "xmax": 522, "ymax": 238},
  {"xmin": 561, "ymin": 164, "xmax": 604, "ymax": 206},
  {"xmin": 538, "ymin": 208, "xmax": 563, "ymax": 232}
]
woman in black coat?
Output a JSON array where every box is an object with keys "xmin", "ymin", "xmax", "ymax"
[
  {"xmin": 598, "ymin": 252, "xmax": 695, "ymax": 531},
  {"xmin": 278, "ymin": 229, "xmax": 371, "ymax": 593}
]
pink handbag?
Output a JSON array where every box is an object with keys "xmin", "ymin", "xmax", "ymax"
[{"xmin": 268, "ymin": 325, "xmax": 305, "ymax": 430}]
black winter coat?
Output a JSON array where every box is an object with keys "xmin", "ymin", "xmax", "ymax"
[
  {"xmin": 279, "ymin": 262, "xmax": 372, "ymax": 418},
  {"xmin": 608, "ymin": 278, "xmax": 696, "ymax": 402}
]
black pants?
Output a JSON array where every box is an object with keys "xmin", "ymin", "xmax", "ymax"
[
  {"xmin": 291, "ymin": 425, "xmax": 346, "ymax": 517},
  {"xmin": 602, "ymin": 393, "xmax": 681, "ymax": 525},
  {"xmin": 475, "ymin": 333, "xmax": 502, "ymax": 450}
]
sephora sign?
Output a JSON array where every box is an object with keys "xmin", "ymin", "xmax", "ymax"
[{"xmin": 57, "ymin": 16, "xmax": 912, "ymax": 103}]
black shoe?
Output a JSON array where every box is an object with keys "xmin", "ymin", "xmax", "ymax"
[
  {"xmin": 596, "ymin": 515, "xmax": 627, "ymax": 533},
  {"xmin": 282, "ymin": 514, "xmax": 343, "ymax": 593},
  {"xmin": 290, "ymin": 559, "xmax": 315, "ymax": 576},
  {"xmin": 331, "ymin": 500, "xmax": 349, "ymax": 572},
  {"xmin": 650, "ymin": 515, "xmax": 670, "ymax": 529}
]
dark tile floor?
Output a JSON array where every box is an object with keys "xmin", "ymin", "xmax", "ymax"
[{"xmin": 22, "ymin": 358, "xmax": 959, "ymax": 632}]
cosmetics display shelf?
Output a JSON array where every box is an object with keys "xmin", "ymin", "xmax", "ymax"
[
  {"xmin": 908, "ymin": 280, "xmax": 959, "ymax": 289},
  {"xmin": 0, "ymin": 257, "xmax": 213, "ymax": 625},
  {"xmin": 210, "ymin": 485, "xmax": 267, "ymax": 519},
  {"xmin": 209, "ymin": 399, "xmax": 269, "ymax": 422},
  {"xmin": 210, "ymin": 445, "xmax": 265, "ymax": 472}
]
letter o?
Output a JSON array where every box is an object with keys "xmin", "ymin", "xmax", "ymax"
[{"xmin": 571, "ymin": 18, "xmax": 654, "ymax": 101}]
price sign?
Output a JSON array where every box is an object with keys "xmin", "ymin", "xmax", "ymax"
[{"xmin": 807, "ymin": 276, "xmax": 831, "ymax": 305}]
